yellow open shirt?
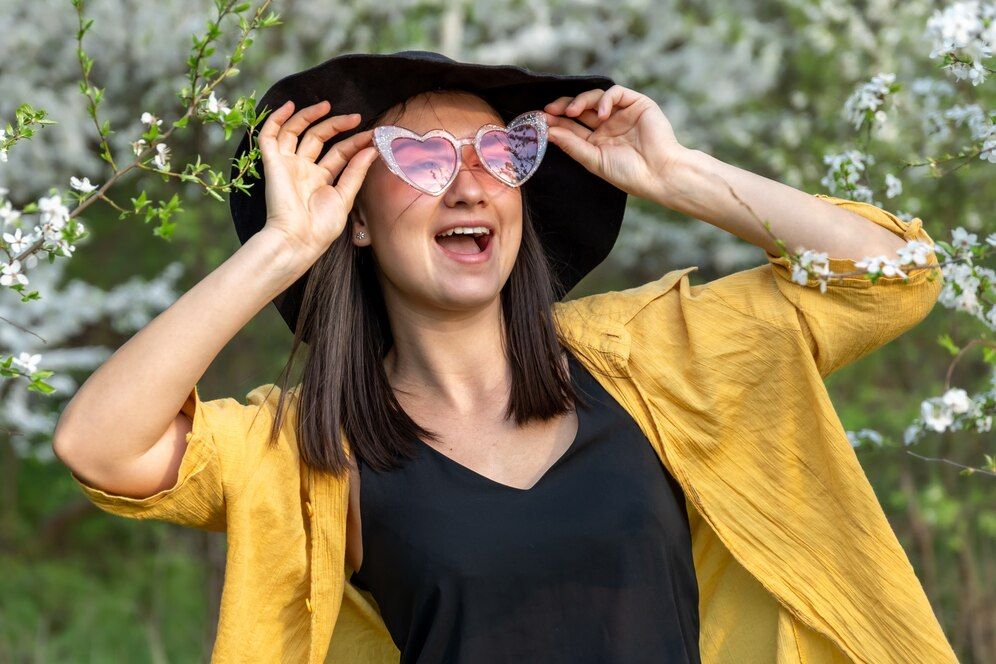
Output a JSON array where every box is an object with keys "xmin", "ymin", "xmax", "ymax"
[{"xmin": 70, "ymin": 194, "xmax": 958, "ymax": 663}]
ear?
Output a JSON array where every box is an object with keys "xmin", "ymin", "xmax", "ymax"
[{"xmin": 350, "ymin": 206, "xmax": 371, "ymax": 247}]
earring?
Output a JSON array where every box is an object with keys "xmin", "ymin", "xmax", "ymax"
[{"xmin": 355, "ymin": 231, "xmax": 366, "ymax": 240}]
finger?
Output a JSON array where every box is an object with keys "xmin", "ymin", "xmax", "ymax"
[
  {"xmin": 543, "ymin": 96, "xmax": 576, "ymax": 115},
  {"xmin": 547, "ymin": 125, "xmax": 601, "ymax": 174},
  {"xmin": 277, "ymin": 100, "xmax": 332, "ymax": 154},
  {"xmin": 333, "ymin": 146, "xmax": 380, "ymax": 208},
  {"xmin": 258, "ymin": 100, "xmax": 296, "ymax": 171},
  {"xmin": 316, "ymin": 129, "xmax": 376, "ymax": 175},
  {"xmin": 595, "ymin": 86, "xmax": 626, "ymax": 120},
  {"xmin": 561, "ymin": 89, "xmax": 606, "ymax": 118},
  {"xmin": 298, "ymin": 113, "xmax": 363, "ymax": 162},
  {"xmin": 545, "ymin": 113, "xmax": 593, "ymax": 141},
  {"xmin": 549, "ymin": 107, "xmax": 601, "ymax": 131}
]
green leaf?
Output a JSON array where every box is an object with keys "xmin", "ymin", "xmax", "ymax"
[{"xmin": 937, "ymin": 333, "xmax": 961, "ymax": 356}]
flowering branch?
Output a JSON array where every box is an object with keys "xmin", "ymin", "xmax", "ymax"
[{"xmin": 0, "ymin": 0, "xmax": 283, "ymax": 393}]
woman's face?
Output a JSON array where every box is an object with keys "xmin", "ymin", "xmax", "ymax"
[{"xmin": 352, "ymin": 92, "xmax": 522, "ymax": 314}]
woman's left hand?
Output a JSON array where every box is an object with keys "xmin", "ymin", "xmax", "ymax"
[{"xmin": 544, "ymin": 85, "xmax": 687, "ymax": 204}]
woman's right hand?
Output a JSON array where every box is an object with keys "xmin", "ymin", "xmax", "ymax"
[{"xmin": 257, "ymin": 99, "xmax": 380, "ymax": 266}]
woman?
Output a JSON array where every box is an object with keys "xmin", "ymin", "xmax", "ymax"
[{"xmin": 54, "ymin": 51, "xmax": 956, "ymax": 663}]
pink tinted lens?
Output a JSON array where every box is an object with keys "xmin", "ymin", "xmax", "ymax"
[
  {"xmin": 479, "ymin": 125, "xmax": 539, "ymax": 184},
  {"xmin": 390, "ymin": 137, "xmax": 457, "ymax": 194}
]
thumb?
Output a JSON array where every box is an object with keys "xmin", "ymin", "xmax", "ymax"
[{"xmin": 548, "ymin": 126, "xmax": 601, "ymax": 173}]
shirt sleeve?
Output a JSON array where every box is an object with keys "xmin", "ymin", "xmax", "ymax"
[
  {"xmin": 68, "ymin": 382, "xmax": 285, "ymax": 532},
  {"xmin": 690, "ymin": 193, "xmax": 944, "ymax": 379}
]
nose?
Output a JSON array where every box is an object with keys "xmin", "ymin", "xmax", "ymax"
[{"xmin": 442, "ymin": 143, "xmax": 489, "ymax": 204}]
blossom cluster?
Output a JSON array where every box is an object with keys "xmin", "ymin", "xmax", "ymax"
[{"xmin": 926, "ymin": 0, "xmax": 996, "ymax": 86}]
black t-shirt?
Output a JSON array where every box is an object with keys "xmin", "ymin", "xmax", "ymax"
[{"xmin": 349, "ymin": 348, "xmax": 701, "ymax": 663}]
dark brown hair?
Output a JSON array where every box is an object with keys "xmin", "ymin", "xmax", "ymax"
[{"xmin": 264, "ymin": 90, "xmax": 583, "ymax": 478}]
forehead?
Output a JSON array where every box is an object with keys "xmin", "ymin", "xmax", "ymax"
[{"xmin": 389, "ymin": 92, "xmax": 504, "ymax": 137}]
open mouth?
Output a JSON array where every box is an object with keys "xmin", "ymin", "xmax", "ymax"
[{"xmin": 434, "ymin": 227, "xmax": 492, "ymax": 255}]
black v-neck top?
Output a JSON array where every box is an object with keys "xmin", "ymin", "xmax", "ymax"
[{"xmin": 349, "ymin": 348, "xmax": 701, "ymax": 663}]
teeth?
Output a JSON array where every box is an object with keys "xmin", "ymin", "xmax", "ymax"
[{"xmin": 435, "ymin": 226, "xmax": 491, "ymax": 238}]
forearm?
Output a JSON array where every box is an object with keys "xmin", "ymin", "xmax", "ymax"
[
  {"xmin": 53, "ymin": 229, "xmax": 307, "ymax": 463},
  {"xmin": 654, "ymin": 148, "xmax": 908, "ymax": 259}
]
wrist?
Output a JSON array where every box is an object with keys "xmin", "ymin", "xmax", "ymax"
[
  {"xmin": 245, "ymin": 228, "xmax": 318, "ymax": 294},
  {"xmin": 651, "ymin": 147, "xmax": 715, "ymax": 212}
]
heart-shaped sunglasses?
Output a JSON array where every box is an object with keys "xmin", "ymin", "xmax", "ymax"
[{"xmin": 372, "ymin": 110, "xmax": 548, "ymax": 196}]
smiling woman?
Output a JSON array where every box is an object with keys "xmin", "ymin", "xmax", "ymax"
[{"xmin": 56, "ymin": 49, "xmax": 956, "ymax": 664}]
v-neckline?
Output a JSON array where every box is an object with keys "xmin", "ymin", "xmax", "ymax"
[{"xmin": 412, "ymin": 352, "xmax": 585, "ymax": 494}]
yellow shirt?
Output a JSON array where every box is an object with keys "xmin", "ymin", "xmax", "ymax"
[{"xmin": 70, "ymin": 194, "xmax": 958, "ymax": 663}]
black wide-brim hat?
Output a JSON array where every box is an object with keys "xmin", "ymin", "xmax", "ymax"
[{"xmin": 229, "ymin": 50, "xmax": 628, "ymax": 337}]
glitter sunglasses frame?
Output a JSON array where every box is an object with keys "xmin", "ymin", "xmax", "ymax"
[{"xmin": 372, "ymin": 110, "xmax": 549, "ymax": 196}]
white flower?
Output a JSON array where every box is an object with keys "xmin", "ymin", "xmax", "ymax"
[
  {"xmin": 70, "ymin": 176, "xmax": 98, "ymax": 193},
  {"xmin": 941, "ymin": 387, "xmax": 973, "ymax": 414},
  {"xmin": 921, "ymin": 398, "xmax": 953, "ymax": 432},
  {"xmin": 926, "ymin": 1, "xmax": 996, "ymax": 85},
  {"xmin": 884, "ymin": 173, "xmax": 902, "ymax": 199},
  {"xmin": 842, "ymin": 72, "xmax": 896, "ymax": 130},
  {"xmin": 0, "ymin": 259, "xmax": 29, "ymax": 287},
  {"xmin": 855, "ymin": 254, "xmax": 908, "ymax": 279},
  {"xmin": 11, "ymin": 351, "xmax": 42, "ymax": 375},
  {"xmin": 38, "ymin": 194, "xmax": 70, "ymax": 232},
  {"xmin": 141, "ymin": 112, "xmax": 163, "ymax": 127},
  {"xmin": 152, "ymin": 142, "xmax": 171, "ymax": 171},
  {"xmin": 0, "ymin": 199, "xmax": 21, "ymax": 227},
  {"xmin": 897, "ymin": 239, "xmax": 934, "ymax": 267},
  {"xmin": 820, "ymin": 150, "xmax": 875, "ymax": 201},
  {"xmin": 205, "ymin": 91, "xmax": 231, "ymax": 117},
  {"xmin": 790, "ymin": 249, "xmax": 831, "ymax": 291},
  {"xmin": 3, "ymin": 227, "xmax": 32, "ymax": 253},
  {"xmin": 847, "ymin": 428, "xmax": 885, "ymax": 448},
  {"xmin": 951, "ymin": 226, "xmax": 978, "ymax": 250}
]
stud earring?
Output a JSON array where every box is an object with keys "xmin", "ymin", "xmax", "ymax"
[{"xmin": 355, "ymin": 231, "xmax": 366, "ymax": 240}]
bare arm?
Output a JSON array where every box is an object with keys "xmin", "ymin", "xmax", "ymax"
[
  {"xmin": 53, "ymin": 98, "xmax": 379, "ymax": 502},
  {"xmin": 52, "ymin": 229, "xmax": 305, "ymax": 498},
  {"xmin": 655, "ymin": 148, "xmax": 908, "ymax": 259}
]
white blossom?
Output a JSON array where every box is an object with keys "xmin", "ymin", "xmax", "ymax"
[
  {"xmin": 152, "ymin": 142, "xmax": 171, "ymax": 171},
  {"xmin": 896, "ymin": 239, "xmax": 934, "ymax": 267},
  {"xmin": 926, "ymin": 1, "xmax": 996, "ymax": 85},
  {"xmin": 820, "ymin": 150, "xmax": 875, "ymax": 202},
  {"xmin": 942, "ymin": 387, "xmax": 973, "ymax": 414},
  {"xmin": 790, "ymin": 249, "xmax": 831, "ymax": 292},
  {"xmin": 951, "ymin": 226, "xmax": 979, "ymax": 251},
  {"xmin": 11, "ymin": 351, "xmax": 42, "ymax": 375},
  {"xmin": 921, "ymin": 398, "xmax": 955, "ymax": 432},
  {"xmin": 884, "ymin": 173, "xmax": 903, "ymax": 198},
  {"xmin": 204, "ymin": 91, "xmax": 231, "ymax": 117},
  {"xmin": 855, "ymin": 254, "xmax": 909, "ymax": 279},
  {"xmin": 3, "ymin": 228, "xmax": 32, "ymax": 253},
  {"xmin": 0, "ymin": 260, "xmax": 29, "ymax": 287},
  {"xmin": 69, "ymin": 176, "xmax": 98, "ymax": 193},
  {"xmin": 842, "ymin": 72, "xmax": 896, "ymax": 130}
]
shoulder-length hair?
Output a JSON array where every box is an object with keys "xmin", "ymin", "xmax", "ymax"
[{"xmin": 263, "ymin": 91, "xmax": 582, "ymax": 478}]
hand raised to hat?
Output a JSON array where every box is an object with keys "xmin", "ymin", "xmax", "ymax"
[
  {"xmin": 544, "ymin": 85, "xmax": 688, "ymax": 205},
  {"xmin": 258, "ymin": 99, "xmax": 380, "ymax": 266}
]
